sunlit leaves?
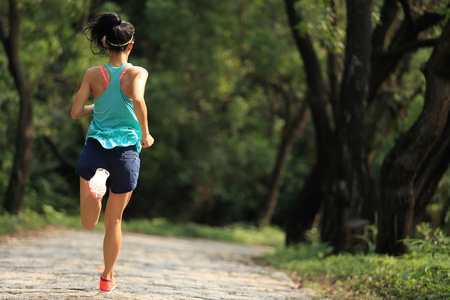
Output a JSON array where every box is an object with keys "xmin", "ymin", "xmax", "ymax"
[{"xmin": 293, "ymin": 0, "xmax": 345, "ymax": 54}]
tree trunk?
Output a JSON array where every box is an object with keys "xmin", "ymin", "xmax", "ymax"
[
  {"xmin": 319, "ymin": 181, "xmax": 347, "ymax": 250},
  {"xmin": 285, "ymin": 157, "xmax": 330, "ymax": 245},
  {"xmin": 326, "ymin": 0, "xmax": 339, "ymax": 109},
  {"xmin": 320, "ymin": 0, "xmax": 375, "ymax": 252},
  {"xmin": 414, "ymin": 113, "xmax": 450, "ymax": 216},
  {"xmin": 376, "ymin": 20, "xmax": 450, "ymax": 255},
  {"xmin": 0, "ymin": 0, "xmax": 33, "ymax": 214},
  {"xmin": 283, "ymin": 0, "xmax": 333, "ymax": 245},
  {"xmin": 259, "ymin": 103, "xmax": 309, "ymax": 228},
  {"xmin": 336, "ymin": 0, "xmax": 373, "ymax": 219}
]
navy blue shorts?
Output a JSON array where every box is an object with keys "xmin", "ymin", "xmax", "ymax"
[{"xmin": 75, "ymin": 138, "xmax": 141, "ymax": 194}]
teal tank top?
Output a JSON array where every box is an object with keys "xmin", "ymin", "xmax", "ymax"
[{"xmin": 86, "ymin": 63, "xmax": 142, "ymax": 153}]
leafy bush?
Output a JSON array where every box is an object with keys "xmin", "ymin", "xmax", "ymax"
[
  {"xmin": 0, "ymin": 209, "xmax": 46, "ymax": 235},
  {"xmin": 0, "ymin": 205, "xmax": 81, "ymax": 236},
  {"xmin": 403, "ymin": 223, "xmax": 449, "ymax": 258},
  {"xmin": 261, "ymin": 226, "xmax": 450, "ymax": 299}
]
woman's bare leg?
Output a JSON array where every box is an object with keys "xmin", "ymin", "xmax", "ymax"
[
  {"xmin": 101, "ymin": 190, "xmax": 132, "ymax": 279},
  {"xmin": 79, "ymin": 177, "xmax": 102, "ymax": 230}
]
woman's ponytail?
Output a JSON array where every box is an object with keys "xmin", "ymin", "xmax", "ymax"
[{"xmin": 83, "ymin": 12, "xmax": 135, "ymax": 56}]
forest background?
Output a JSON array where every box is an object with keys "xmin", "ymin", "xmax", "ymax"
[{"xmin": 1, "ymin": 0, "xmax": 449, "ymax": 257}]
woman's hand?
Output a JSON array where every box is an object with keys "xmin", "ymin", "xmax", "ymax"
[{"xmin": 141, "ymin": 133, "xmax": 154, "ymax": 148}]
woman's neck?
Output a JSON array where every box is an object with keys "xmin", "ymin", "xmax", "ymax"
[{"xmin": 108, "ymin": 51, "xmax": 129, "ymax": 67}]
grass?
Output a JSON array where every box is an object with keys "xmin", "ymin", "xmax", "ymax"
[
  {"xmin": 262, "ymin": 246, "xmax": 450, "ymax": 299},
  {"xmin": 261, "ymin": 227, "xmax": 450, "ymax": 299},
  {"xmin": 1, "ymin": 206, "xmax": 449, "ymax": 299},
  {"xmin": 121, "ymin": 217, "xmax": 284, "ymax": 247},
  {"xmin": 0, "ymin": 205, "xmax": 82, "ymax": 235},
  {"xmin": 0, "ymin": 205, "xmax": 284, "ymax": 247}
]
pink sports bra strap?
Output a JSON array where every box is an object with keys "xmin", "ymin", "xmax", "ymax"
[
  {"xmin": 99, "ymin": 65, "xmax": 109, "ymax": 88},
  {"xmin": 120, "ymin": 65, "xmax": 131, "ymax": 80}
]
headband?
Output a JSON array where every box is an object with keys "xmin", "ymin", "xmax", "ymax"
[{"xmin": 107, "ymin": 35, "xmax": 134, "ymax": 47}]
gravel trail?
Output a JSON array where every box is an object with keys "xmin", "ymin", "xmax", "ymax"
[{"xmin": 0, "ymin": 228, "xmax": 315, "ymax": 299}]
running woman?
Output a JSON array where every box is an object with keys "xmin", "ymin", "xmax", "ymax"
[{"xmin": 71, "ymin": 12, "xmax": 154, "ymax": 294}]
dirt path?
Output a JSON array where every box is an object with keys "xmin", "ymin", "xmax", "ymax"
[{"xmin": 0, "ymin": 228, "xmax": 314, "ymax": 299}]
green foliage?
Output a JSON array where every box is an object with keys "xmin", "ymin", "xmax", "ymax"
[
  {"xmin": 0, "ymin": 207, "xmax": 283, "ymax": 247},
  {"xmin": 0, "ymin": 0, "xmax": 92, "ymax": 212},
  {"xmin": 403, "ymin": 223, "xmax": 449, "ymax": 258},
  {"xmin": 433, "ymin": 1, "xmax": 450, "ymax": 19},
  {"xmin": 0, "ymin": 63, "xmax": 17, "ymax": 199},
  {"xmin": 262, "ymin": 226, "xmax": 450, "ymax": 299},
  {"xmin": 0, "ymin": 209, "xmax": 45, "ymax": 235},
  {"xmin": 354, "ymin": 214, "xmax": 379, "ymax": 254},
  {"xmin": 0, "ymin": 205, "xmax": 81, "ymax": 235},
  {"xmin": 122, "ymin": 218, "xmax": 284, "ymax": 247},
  {"xmin": 294, "ymin": 0, "xmax": 345, "ymax": 53}
]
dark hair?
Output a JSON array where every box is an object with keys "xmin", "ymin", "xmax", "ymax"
[{"xmin": 83, "ymin": 12, "xmax": 135, "ymax": 56}]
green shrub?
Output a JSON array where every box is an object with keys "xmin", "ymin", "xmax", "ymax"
[
  {"xmin": 403, "ymin": 223, "xmax": 449, "ymax": 258},
  {"xmin": 0, "ymin": 206, "xmax": 81, "ymax": 236},
  {"xmin": 262, "ymin": 226, "xmax": 450, "ymax": 299},
  {"xmin": 0, "ymin": 209, "xmax": 45, "ymax": 235}
]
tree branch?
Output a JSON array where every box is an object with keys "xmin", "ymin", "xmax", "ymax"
[
  {"xmin": 369, "ymin": 5, "xmax": 446, "ymax": 104},
  {"xmin": 2, "ymin": 0, "xmax": 22, "ymax": 90},
  {"xmin": 0, "ymin": 15, "xmax": 7, "ymax": 44},
  {"xmin": 283, "ymin": 0, "xmax": 332, "ymax": 144},
  {"xmin": 399, "ymin": 0, "xmax": 414, "ymax": 27},
  {"xmin": 414, "ymin": 11, "xmax": 447, "ymax": 35},
  {"xmin": 376, "ymin": 18, "xmax": 450, "ymax": 255},
  {"xmin": 371, "ymin": 0, "xmax": 400, "ymax": 53},
  {"xmin": 8, "ymin": 0, "xmax": 19, "ymax": 54},
  {"xmin": 380, "ymin": 38, "xmax": 438, "ymax": 58}
]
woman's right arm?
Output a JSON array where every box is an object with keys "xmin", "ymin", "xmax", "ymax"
[{"xmin": 71, "ymin": 69, "xmax": 94, "ymax": 119}]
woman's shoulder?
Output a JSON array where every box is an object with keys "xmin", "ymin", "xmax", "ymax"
[
  {"xmin": 129, "ymin": 65, "xmax": 148, "ymax": 74},
  {"xmin": 79, "ymin": 66, "xmax": 103, "ymax": 84},
  {"xmin": 84, "ymin": 65, "xmax": 103, "ymax": 77},
  {"xmin": 128, "ymin": 65, "xmax": 148, "ymax": 79},
  {"xmin": 87, "ymin": 65, "xmax": 104, "ymax": 72}
]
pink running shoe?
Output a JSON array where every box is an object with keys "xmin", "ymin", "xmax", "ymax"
[
  {"xmin": 99, "ymin": 275, "xmax": 116, "ymax": 294},
  {"xmin": 97, "ymin": 267, "xmax": 116, "ymax": 294}
]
